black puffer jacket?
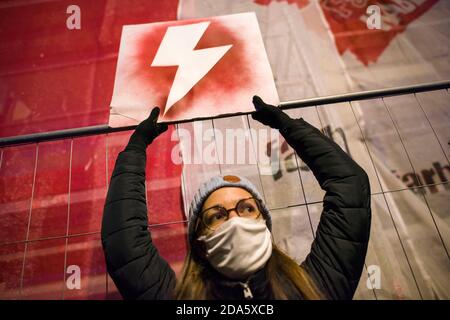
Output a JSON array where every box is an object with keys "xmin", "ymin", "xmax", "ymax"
[{"xmin": 101, "ymin": 117, "xmax": 371, "ymax": 300}]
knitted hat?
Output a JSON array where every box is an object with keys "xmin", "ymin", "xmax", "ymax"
[{"xmin": 187, "ymin": 174, "xmax": 271, "ymax": 245}]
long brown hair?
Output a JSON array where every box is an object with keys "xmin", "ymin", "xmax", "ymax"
[{"xmin": 174, "ymin": 242, "xmax": 323, "ymax": 300}]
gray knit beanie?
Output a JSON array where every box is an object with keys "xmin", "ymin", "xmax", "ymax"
[{"xmin": 187, "ymin": 174, "xmax": 271, "ymax": 245}]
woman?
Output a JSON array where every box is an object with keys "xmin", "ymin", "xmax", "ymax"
[{"xmin": 101, "ymin": 96, "xmax": 371, "ymax": 300}]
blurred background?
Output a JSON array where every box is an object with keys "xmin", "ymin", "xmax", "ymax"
[{"xmin": 0, "ymin": 0, "xmax": 449, "ymax": 300}]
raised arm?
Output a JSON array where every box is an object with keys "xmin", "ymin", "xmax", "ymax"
[
  {"xmin": 252, "ymin": 96, "xmax": 371, "ymax": 300},
  {"xmin": 101, "ymin": 108, "xmax": 176, "ymax": 300}
]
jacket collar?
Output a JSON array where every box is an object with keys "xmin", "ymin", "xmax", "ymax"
[{"xmin": 209, "ymin": 267, "xmax": 273, "ymax": 300}]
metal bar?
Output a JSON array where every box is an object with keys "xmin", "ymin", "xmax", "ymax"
[
  {"xmin": 0, "ymin": 124, "xmax": 136, "ymax": 147},
  {"xmin": 1, "ymin": 80, "xmax": 449, "ymax": 147},
  {"xmin": 280, "ymin": 80, "xmax": 450, "ymax": 110}
]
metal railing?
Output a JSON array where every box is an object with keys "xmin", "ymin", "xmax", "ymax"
[{"xmin": 1, "ymin": 79, "xmax": 449, "ymax": 147}]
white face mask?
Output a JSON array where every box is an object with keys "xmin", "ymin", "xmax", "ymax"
[{"xmin": 197, "ymin": 217, "xmax": 273, "ymax": 280}]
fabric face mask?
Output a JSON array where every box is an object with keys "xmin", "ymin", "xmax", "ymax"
[{"xmin": 197, "ymin": 217, "xmax": 273, "ymax": 280}]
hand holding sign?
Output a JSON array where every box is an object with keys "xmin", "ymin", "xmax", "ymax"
[
  {"xmin": 251, "ymin": 95, "xmax": 292, "ymax": 130},
  {"xmin": 125, "ymin": 107, "xmax": 168, "ymax": 152}
]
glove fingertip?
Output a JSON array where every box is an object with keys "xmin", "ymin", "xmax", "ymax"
[
  {"xmin": 252, "ymin": 97, "xmax": 262, "ymax": 111},
  {"xmin": 150, "ymin": 106, "xmax": 161, "ymax": 119}
]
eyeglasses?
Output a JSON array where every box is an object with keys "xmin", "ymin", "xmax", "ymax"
[{"xmin": 199, "ymin": 197, "xmax": 262, "ymax": 231}]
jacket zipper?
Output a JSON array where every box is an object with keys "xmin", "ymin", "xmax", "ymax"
[{"xmin": 240, "ymin": 282, "xmax": 253, "ymax": 299}]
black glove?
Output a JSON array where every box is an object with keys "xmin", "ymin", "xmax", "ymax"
[
  {"xmin": 251, "ymin": 95, "xmax": 292, "ymax": 130},
  {"xmin": 125, "ymin": 107, "xmax": 168, "ymax": 152}
]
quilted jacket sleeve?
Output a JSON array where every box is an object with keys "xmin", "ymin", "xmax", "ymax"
[
  {"xmin": 101, "ymin": 147, "xmax": 176, "ymax": 300},
  {"xmin": 279, "ymin": 117, "xmax": 372, "ymax": 300}
]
